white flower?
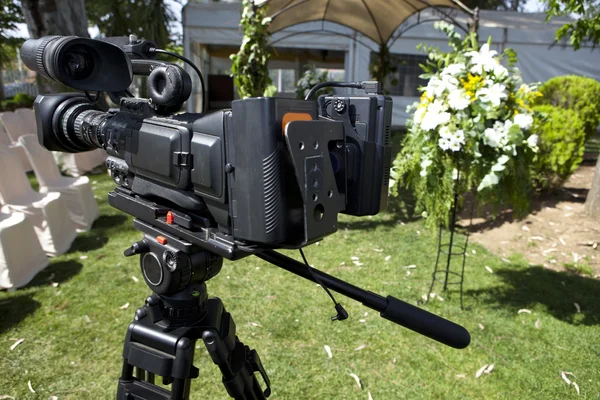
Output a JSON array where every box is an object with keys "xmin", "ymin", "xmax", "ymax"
[
  {"xmin": 514, "ymin": 113, "xmax": 534, "ymax": 130},
  {"xmin": 466, "ymin": 43, "xmax": 499, "ymax": 75},
  {"xmin": 477, "ymin": 171, "xmax": 500, "ymax": 191},
  {"xmin": 442, "ymin": 63, "xmax": 466, "ymax": 76},
  {"xmin": 449, "ymin": 138, "xmax": 462, "ymax": 152},
  {"xmin": 491, "ymin": 154, "xmax": 510, "ymax": 172},
  {"xmin": 527, "ymin": 134, "xmax": 539, "ymax": 152},
  {"xmin": 414, "ymin": 106, "xmax": 426, "ymax": 125},
  {"xmin": 425, "ymin": 75, "xmax": 459, "ymax": 97},
  {"xmin": 477, "ymin": 83, "xmax": 507, "ymax": 107},
  {"xmin": 448, "ymin": 88, "xmax": 471, "ymax": 110},
  {"xmin": 484, "ymin": 127, "xmax": 507, "ymax": 148},
  {"xmin": 452, "ymin": 169, "xmax": 459, "ymax": 180},
  {"xmin": 454, "ymin": 129, "xmax": 465, "ymax": 142},
  {"xmin": 419, "ymin": 155, "xmax": 433, "ymax": 177},
  {"xmin": 493, "ymin": 63, "xmax": 508, "ymax": 78},
  {"xmin": 439, "ymin": 126, "xmax": 452, "ymax": 139},
  {"xmin": 438, "ymin": 137, "xmax": 451, "ymax": 151},
  {"xmin": 420, "ymin": 100, "xmax": 451, "ymax": 131}
]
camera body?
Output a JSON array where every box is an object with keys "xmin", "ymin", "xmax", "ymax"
[{"xmin": 26, "ymin": 36, "xmax": 393, "ymax": 259}]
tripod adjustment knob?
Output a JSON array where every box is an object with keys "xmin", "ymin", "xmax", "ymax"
[{"xmin": 124, "ymin": 240, "xmax": 149, "ymax": 257}]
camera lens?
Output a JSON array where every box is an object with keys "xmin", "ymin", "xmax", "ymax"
[
  {"xmin": 51, "ymin": 97, "xmax": 109, "ymax": 152},
  {"xmin": 63, "ymin": 47, "xmax": 94, "ymax": 80}
]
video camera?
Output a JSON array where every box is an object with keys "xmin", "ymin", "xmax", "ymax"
[
  {"xmin": 20, "ymin": 35, "xmax": 469, "ymax": 400},
  {"xmin": 21, "ymin": 35, "xmax": 393, "ymax": 258}
]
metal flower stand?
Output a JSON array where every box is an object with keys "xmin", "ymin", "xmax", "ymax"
[{"xmin": 425, "ymin": 181, "xmax": 470, "ymax": 310}]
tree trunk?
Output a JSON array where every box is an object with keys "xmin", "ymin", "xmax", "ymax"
[
  {"xmin": 21, "ymin": 0, "xmax": 89, "ymax": 94},
  {"xmin": 584, "ymin": 157, "xmax": 600, "ymax": 217},
  {"xmin": 0, "ymin": 69, "xmax": 4, "ymax": 100}
]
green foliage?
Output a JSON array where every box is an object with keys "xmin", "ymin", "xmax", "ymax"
[
  {"xmin": 535, "ymin": 75, "xmax": 600, "ymax": 140},
  {"xmin": 530, "ymin": 105, "xmax": 586, "ymax": 190},
  {"xmin": 368, "ymin": 43, "xmax": 397, "ymax": 94},
  {"xmin": 295, "ymin": 65, "xmax": 331, "ymax": 100},
  {"xmin": 0, "ymin": 0, "xmax": 24, "ymax": 68},
  {"xmin": 543, "ymin": 0, "xmax": 600, "ymax": 49},
  {"xmin": 87, "ymin": 0, "xmax": 174, "ymax": 48},
  {"xmin": 230, "ymin": 0, "xmax": 276, "ymax": 98},
  {"xmin": 0, "ymin": 92, "xmax": 34, "ymax": 111}
]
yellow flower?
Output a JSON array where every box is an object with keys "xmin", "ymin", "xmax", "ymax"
[{"xmin": 461, "ymin": 73, "xmax": 484, "ymax": 95}]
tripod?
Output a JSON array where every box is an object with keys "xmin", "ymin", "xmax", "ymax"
[
  {"xmin": 116, "ymin": 222, "xmax": 270, "ymax": 400},
  {"xmin": 113, "ymin": 218, "xmax": 471, "ymax": 399}
]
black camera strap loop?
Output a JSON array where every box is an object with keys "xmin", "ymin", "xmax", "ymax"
[{"xmin": 299, "ymin": 249, "xmax": 348, "ymax": 322}]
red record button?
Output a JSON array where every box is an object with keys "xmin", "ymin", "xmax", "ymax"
[
  {"xmin": 166, "ymin": 211, "xmax": 174, "ymax": 225},
  {"xmin": 157, "ymin": 236, "xmax": 167, "ymax": 245}
]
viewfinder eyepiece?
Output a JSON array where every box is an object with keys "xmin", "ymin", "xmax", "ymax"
[{"xmin": 21, "ymin": 36, "xmax": 133, "ymax": 92}]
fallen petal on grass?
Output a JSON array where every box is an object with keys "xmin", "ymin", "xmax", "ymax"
[
  {"xmin": 354, "ymin": 344, "xmax": 367, "ymax": 351},
  {"xmin": 404, "ymin": 265, "xmax": 417, "ymax": 269},
  {"xmin": 535, "ymin": 319, "xmax": 541, "ymax": 329},
  {"xmin": 250, "ymin": 322, "xmax": 262, "ymax": 327},
  {"xmin": 131, "ymin": 276, "xmax": 139, "ymax": 283},
  {"xmin": 27, "ymin": 381, "xmax": 35, "ymax": 393},
  {"xmin": 475, "ymin": 364, "xmax": 488, "ymax": 378},
  {"xmin": 0, "ymin": 396, "xmax": 15, "ymax": 399},
  {"xmin": 348, "ymin": 372, "xmax": 362, "ymax": 389},
  {"xmin": 324, "ymin": 345, "xmax": 332, "ymax": 359},
  {"xmin": 478, "ymin": 323, "xmax": 485, "ymax": 330},
  {"xmin": 119, "ymin": 303, "xmax": 130, "ymax": 310},
  {"xmin": 385, "ymin": 255, "xmax": 391, "ymax": 261},
  {"xmin": 351, "ymin": 256, "xmax": 360, "ymax": 261},
  {"xmin": 456, "ymin": 374, "xmax": 466, "ymax": 379},
  {"xmin": 572, "ymin": 382, "xmax": 580, "ymax": 395},
  {"xmin": 561, "ymin": 371, "xmax": 574, "ymax": 385},
  {"xmin": 80, "ymin": 255, "xmax": 88, "ymax": 260},
  {"xmin": 9, "ymin": 338, "xmax": 24, "ymax": 351},
  {"xmin": 84, "ymin": 315, "xmax": 92, "ymax": 323},
  {"xmin": 574, "ymin": 303, "xmax": 581, "ymax": 313},
  {"xmin": 484, "ymin": 363, "xmax": 495, "ymax": 374},
  {"xmin": 368, "ymin": 391, "xmax": 373, "ymax": 400},
  {"xmin": 485, "ymin": 266, "xmax": 494, "ymax": 274},
  {"xmin": 518, "ymin": 309, "xmax": 532, "ymax": 314},
  {"xmin": 372, "ymin": 248, "xmax": 384, "ymax": 252}
]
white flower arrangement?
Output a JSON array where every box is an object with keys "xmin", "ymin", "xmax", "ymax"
[{"xmin": 391, "ymin": 22, "xmax": 542, "ymax": 227}]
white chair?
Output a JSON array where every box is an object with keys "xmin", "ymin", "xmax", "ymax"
[
  {"xmin": 0, "ymin": 110, "xmax": 34, "ymax": 142},
  {"xmin": 61, "ymin": 150, "xmax": 107, "ymax": 177},
  {"xmin": 19, "ymin": 135, "xmax": 100, "ymax": 232},
  {"xmin": 0, "ymin": 211, "xmax": 49, "ymax": 289},
  {"xmin": 14, "ymin": 108, "xmax": 37, "ymax": 137},
  {"xmin": 0, "ymin": 116, "xmax": 32, "ymax": 172},
  {"xmin": 0, "ymin": 147, "xmax": 76, "ymax": 256}
]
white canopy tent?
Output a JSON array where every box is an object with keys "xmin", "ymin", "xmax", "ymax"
[{"xmin": 183, "ymin": 2, "xmax": 600, "ymax": 127}]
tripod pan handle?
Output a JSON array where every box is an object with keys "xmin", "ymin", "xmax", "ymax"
[{"xmin": 381, "ymin": 296, "xmax": 470, "ymax": 349}]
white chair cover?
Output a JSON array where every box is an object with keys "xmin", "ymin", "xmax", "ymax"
[
  {"xmin": 0, "ymin": 116, "xmax": 32, "ymax": 172},
  {"xmin": 0, "ymin": 109, "xmax": 35, "ymax": 142},
  {"xmin": 0, "ymin": 147, "xmax": 76, "ymax": 256},
  {"xmin": 14, "ymin": 108, "xmax": 37, "ymax": 137},
  {"xmin": 0, "ymin": 211, "xmax": 49, "ymax": 289},
  {"xmin": 61, "ymin": 150, "xmax": 107, "ymax": 177},
  {"xmin": 19, "ymin": 135, "xmax": 100, "ymax": 231}
]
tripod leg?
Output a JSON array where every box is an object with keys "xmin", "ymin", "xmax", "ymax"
[{"xmin": 201, "ymin": 303, "xmax": 271, "ymax": 400}]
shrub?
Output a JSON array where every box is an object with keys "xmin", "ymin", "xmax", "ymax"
[
  {"xmin": 0, "ymin": 93, "xmax": 35, "ymax": 112},
  {"xmin": 12, "ymin": 92, "xmax": 35, "ymax": 107},
  {"xmin": 535, "ymin": 75, "xmax": 600, "ymax": 139},
  {"xmin": 530, "ymin": 105, "xmax": 586, "ymax": 190},
  {"xmin": 295, "ymin": 65, "xmax": 331, "ymax": 100}
]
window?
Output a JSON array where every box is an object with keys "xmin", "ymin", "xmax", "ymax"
[
  {"xmin": 269, "ymin": 69, "xmax": 296, "ymax": 93},
  {"xmin": 372, "ymin": 53, "xmax": 428, "ymax": 97}
]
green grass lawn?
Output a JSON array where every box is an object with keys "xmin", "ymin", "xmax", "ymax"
[{"xmin": 1, "ymin": 171, "xmax": 599, "ymax": 399}]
